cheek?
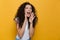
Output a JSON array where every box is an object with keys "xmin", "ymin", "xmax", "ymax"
[
  {"xmin": 24, "ymin": 9, "xmax": 27, "ymax": 15},
  {"xmin": 25, "ymin": 9, "xmax": 28, "ymax": 12},
  {"xmin": 30, "ymin": 9, "xmax": 32, "ymax": 12}
]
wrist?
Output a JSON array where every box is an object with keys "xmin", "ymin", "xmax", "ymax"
[
  {"xmin": 25, "ymin": 18, "xmax": 27, "ymax": 21},
  {"xmin": 30, "ymin": 22, "xmax": 33, "ymax": 24}
]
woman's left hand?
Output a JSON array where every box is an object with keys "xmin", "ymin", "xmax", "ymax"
[{"xmin": 29, "ymin": 12, "xmax": 35, "ymax": 23}]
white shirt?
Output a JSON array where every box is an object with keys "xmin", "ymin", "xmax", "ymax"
[{"xmin": 16, "ymin": 20, "xmax": 29, "ymax": 40}]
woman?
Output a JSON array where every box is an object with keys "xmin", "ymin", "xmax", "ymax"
[{"xmin": 14, "ymin": 2, "xmax": 38, "ymax": 40}]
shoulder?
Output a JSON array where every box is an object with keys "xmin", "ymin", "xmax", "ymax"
[
  {"xmin": 15, "ymin": 17, "xmax": 19, "ymax": 20},
  {"xmin": 14, "ymin": 17, "xmax": 19, "ymax": 23}
]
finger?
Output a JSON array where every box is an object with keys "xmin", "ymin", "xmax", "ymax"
[
  {"xmin": 32, "ymin": 16, "xmax": 35, "ymax": 20},
  {"xmin": 31, "ymin": 14, "xmax": 34, "ymax": 18},
  {"xmin": 33, "ymin": 16, "xmax": 35, "ymax": 19},
  {"xmin": 31, "ymin": 12, "xmax": 34, "ymax": 15}
]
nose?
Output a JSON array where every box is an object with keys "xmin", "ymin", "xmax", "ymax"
[{"xmin": 28, "ymin": 9, "xmax": 31, "ymax": 12}]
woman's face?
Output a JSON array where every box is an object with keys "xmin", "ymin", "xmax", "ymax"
[{"xmin": 24, "ymin": 4, "xmax": 32, "ymax": 17}]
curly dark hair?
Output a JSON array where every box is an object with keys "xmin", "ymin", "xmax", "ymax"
[{"xmin": 14, "ymin": 2, "xmax": 38, "ymax": 28}]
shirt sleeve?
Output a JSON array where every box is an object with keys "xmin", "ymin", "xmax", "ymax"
[{"xmin": 14, "ymin": 17, "xmax": 19, "ymax": 23}]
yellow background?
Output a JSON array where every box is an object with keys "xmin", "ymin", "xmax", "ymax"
[{"xmin": 0, "ymin": 0, "xmax": 60, "ymax": 40}]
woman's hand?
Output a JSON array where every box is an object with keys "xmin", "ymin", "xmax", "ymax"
[
  {"xmin": 29, "ymin": 12, "xmax": 35, "ymax": 38},
  {"xmin": 29, "ymin": 12, "xmax": 35, "ymax": 23}
]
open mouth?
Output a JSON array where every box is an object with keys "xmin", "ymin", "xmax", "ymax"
[{"xmin": 27, "ymin": 12, "xmax": 30, "ymax": 14}]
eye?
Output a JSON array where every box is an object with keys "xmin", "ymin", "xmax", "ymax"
[
  {"xmin": 30, "ymin": 7, "xmax": 32, "ymax": 9},
  {"xmin": 25, "ymin": 7, "xmax": 28, "ymax": 9}
]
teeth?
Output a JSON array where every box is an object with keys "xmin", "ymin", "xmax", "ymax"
[{"xmin": 27, "ymin": 12, "xmax": 30, "ymax": 14}]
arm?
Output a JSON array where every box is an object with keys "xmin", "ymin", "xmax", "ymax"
[
  {"xmin": 14, "ymin": 18, "xmax": 27, "ymax": 38},
  {"xmin": 29, "ymin": 23, "xmax": 34, "ymax": 38},
  {"xmin": 29, "ymin": 12, "xmax": 35, "ymax": 38}
]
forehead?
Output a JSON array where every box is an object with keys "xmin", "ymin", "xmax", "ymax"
[{"xmin": 25, "ymin": 4, "xmax": 32, "ymax": 8}]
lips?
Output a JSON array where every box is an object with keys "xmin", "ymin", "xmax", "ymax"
[{"xmin": 27, "ymin": 12, "xmax": 30, "ymax": 14}]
